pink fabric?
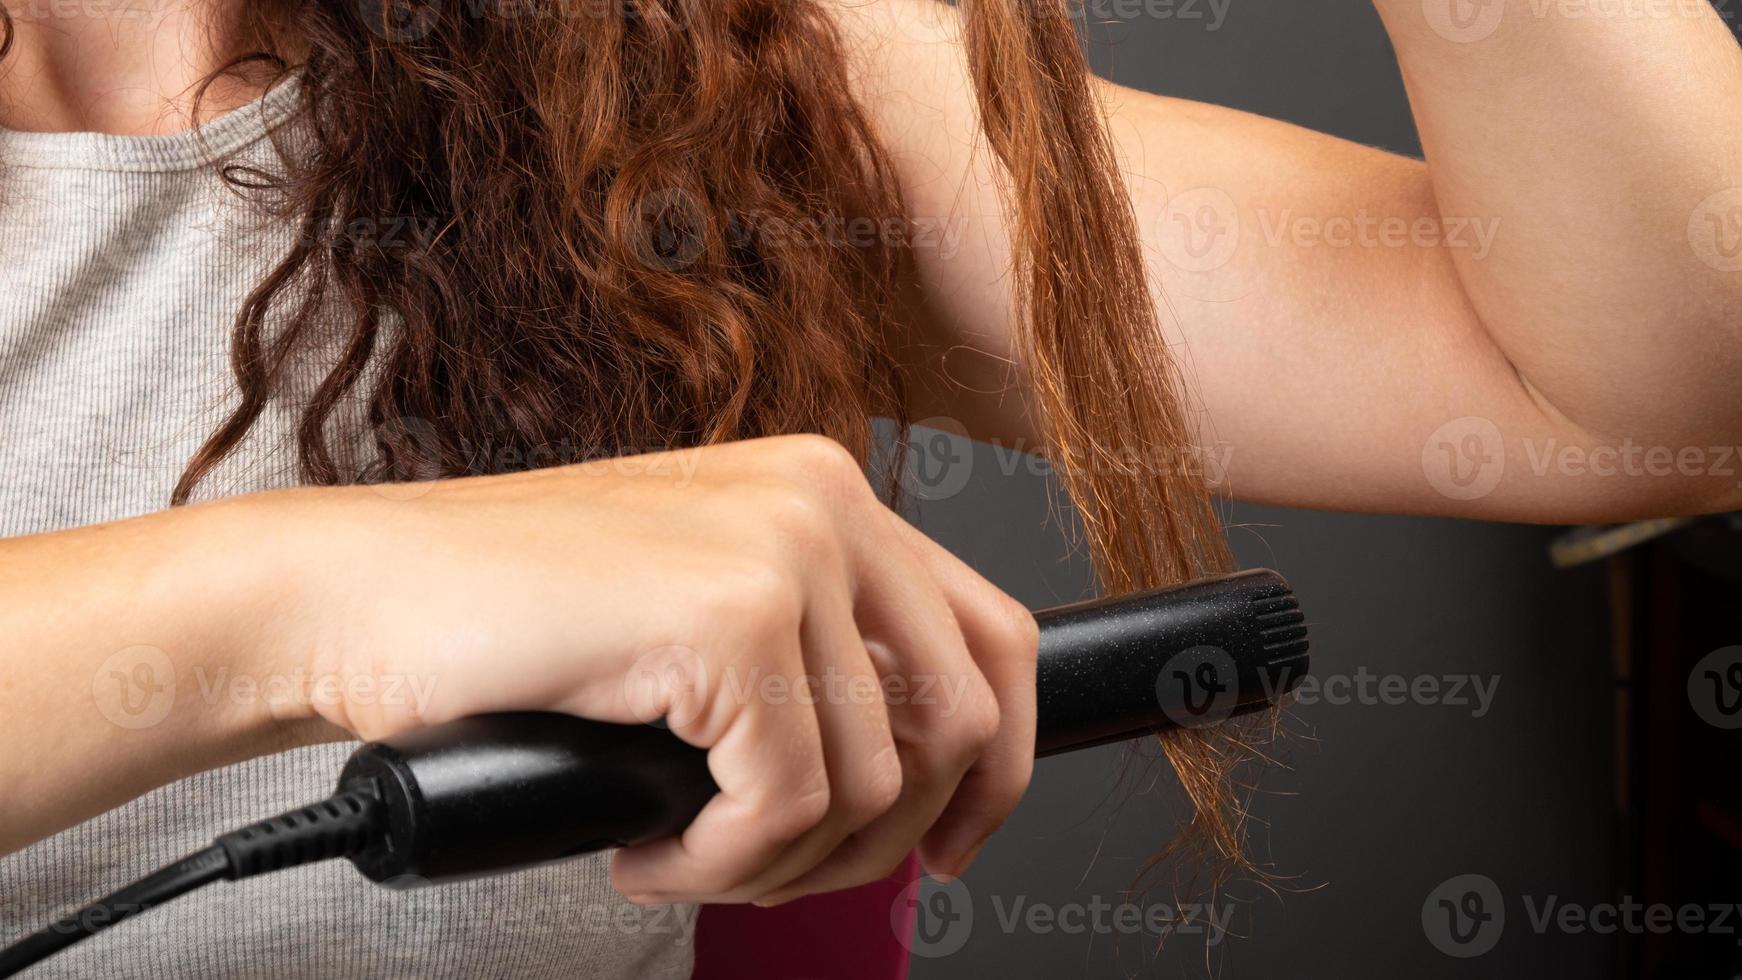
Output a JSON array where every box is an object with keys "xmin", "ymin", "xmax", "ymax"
[{"xmin": 691, "ymin": 853, "xmax": 921, "ymax": 980}]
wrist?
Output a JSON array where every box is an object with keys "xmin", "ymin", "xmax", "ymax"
[{"xmin": 148, "ymin": 490, "xmax": 340, "ymax": 748}]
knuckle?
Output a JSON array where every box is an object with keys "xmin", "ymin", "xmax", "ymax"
[
  {"xmin": 1001, "ymin": 597, "xmax": 1040, "ymax": 661},
  {"xmin": 852, "ymin": 741, "xmax": 905, "ymax": 815},
  {"xmin": 755, "ymin": 482, "xmax": 836, "ymax": 553},
  {"xmin": 777, "ymin": 434, "xmax": 873, "ymax": 502},
  {"xmin": 760, "ymin": 770, "xmax": 832, "ymax": 841},
  {"xmin": 774, "ymin": 433, "xmax": 861, "ymax": 479},
  {"xmin": 957, "ymin": 682, "xmax": 1003, "ymax": 753},
  {"xmin": 991, "ymin": 755, "xmax": 1036, "ymax": 814},
  {"xmin": 710, "ymin": 557, "xmax": 803, "ymax": 631},
  {"xmin": 907, "ymin": 673, "xmax": 1002, "ymax": 772}
]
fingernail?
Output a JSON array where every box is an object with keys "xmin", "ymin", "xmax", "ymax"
[
  {"xmin": 918, "ymin": 858, "xmax": 957, "ymax": 882},
  {"xmin": 754, "ymin": 893, "xmax": 792, "ymax": 909},
  {"xmin": 956, "ymin": 835, "xmax": 993, "ymax": 874},
  {"xmin": 930, "ymin": 833, "xmax": 993, "ymax": 880}
]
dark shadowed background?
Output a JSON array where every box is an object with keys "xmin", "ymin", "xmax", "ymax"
[{"xmin": 902, "ymin": 2, "xmax": 1622, "ymax": 976}]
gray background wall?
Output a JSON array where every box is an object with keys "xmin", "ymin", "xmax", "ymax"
[{"xmin": 905, "ymin": 3, "xmax": 1617, "ymax": 976}]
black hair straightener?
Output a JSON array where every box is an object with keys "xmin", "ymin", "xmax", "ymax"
[{"xmin": 0, "ymin": 569, "xmax": 1308, "ymax": 977}]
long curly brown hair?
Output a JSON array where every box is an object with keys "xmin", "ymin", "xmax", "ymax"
[{"xmin": 1, "ymin": 0, "xmax": 1259, "ymax": 880}]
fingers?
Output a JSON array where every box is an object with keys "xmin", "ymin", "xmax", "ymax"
[
  {"xmin": 614, "ymin": 568, "xmax": 906, "ymax": 905},
  {"xmin": 888, "ymin": 515, "xmax": 1038, "ymax": 878},
  {"xmin": 610, "ymin": 445, "xmax": 1036, "ymax": 907},
  {"xmin": 755, "ymin": 517, "xmax": 1020, "ymax": 904},
  {"xmin": 698, "ymin": 589, "xmax": 904, "ymax": 903},
  {"xmin": 611, "ymin": 613, "xmax": 833, "ymax": 902}
]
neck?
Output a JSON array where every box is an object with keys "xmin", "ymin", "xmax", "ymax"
[{"xmin": 0, "ymin": 1, "xmax": 268, "ymax": 135}]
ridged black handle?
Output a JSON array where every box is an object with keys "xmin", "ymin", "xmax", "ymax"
[
  {"xmin": 1035, "ymin": 568, "xmax": 1309, "ymax": 756},
  {"xmin": 340, "ymin": 569, "xmax": 1309, "ymax": 885},
  {"xmin": 340, "ymin": 714, "xmax": 715, "ymax": 884}
]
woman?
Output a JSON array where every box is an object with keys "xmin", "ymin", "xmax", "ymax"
[{"xmin": 0, "ymin": 0, "xmax": 1736, "ymax": 976}]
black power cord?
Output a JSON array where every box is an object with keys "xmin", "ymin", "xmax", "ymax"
[
  {"xmin": 0, "ymin": 570, "xmax": 1309, "ymax": 977},
  {"xmin": 0, "ymin": 791, "xmax": 380, "ymax": 978}
]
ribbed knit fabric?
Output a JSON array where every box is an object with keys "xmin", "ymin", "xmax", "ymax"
[{"xmin": 0, "ymin": 80, "xmax": 695, "ymax": 979}]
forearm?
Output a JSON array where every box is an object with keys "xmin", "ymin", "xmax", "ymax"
[
  {"xmin": 0, "ymin": 499, "xmax": 326, "ymax": 855},
  {"xmin": 1373, "ymin": 0, "xmax": 1742, "ymax": 445}
]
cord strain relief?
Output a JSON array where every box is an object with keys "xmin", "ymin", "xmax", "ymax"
[{"xmin": 215, "ymin": 790, "xmax": 383, "ymax": 879}]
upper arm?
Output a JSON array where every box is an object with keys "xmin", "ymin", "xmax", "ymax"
[{"xmin": 829, "ymin": 0, "xmax": 1742, "ymax": 524}]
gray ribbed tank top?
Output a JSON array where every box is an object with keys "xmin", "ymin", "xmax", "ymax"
[{"xmin": 0, "ymin": 79, "xmax": 695, "ymax": 979}]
